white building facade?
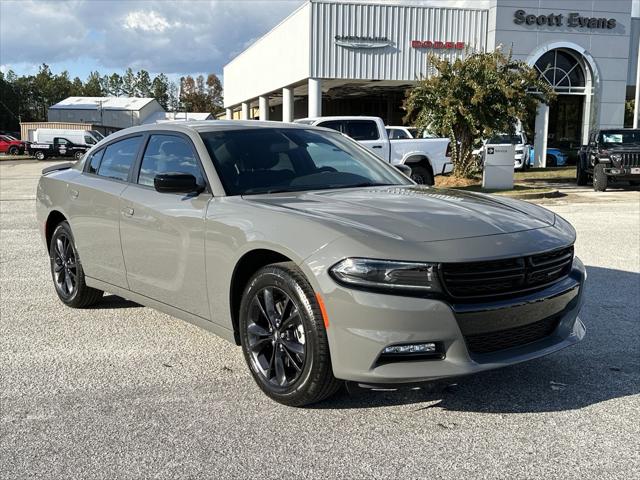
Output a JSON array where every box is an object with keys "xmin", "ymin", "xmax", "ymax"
[{"xmin": 223, "ymin": 0, "xmax": 639, "ymax": 165}]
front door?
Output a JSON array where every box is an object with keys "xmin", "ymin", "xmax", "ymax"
[
  {"xmin": 345, "ymin": 120, "xmax": 390, "ymax": 161},
  {"xmin": 119, "ymin": 133, "xmax": 211, "ymax": 318}
]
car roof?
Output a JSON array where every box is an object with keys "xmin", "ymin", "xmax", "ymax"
[
  {"xmin": 296, "ymin": 116, "xmax": 381, "ymax": 123},
  {"xmin": 89, "ymin": 120, "xmax": 338, "ymax": 146}
]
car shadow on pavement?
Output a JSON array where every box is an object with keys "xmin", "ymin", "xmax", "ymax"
[
  {"xmin": 88, "ymin": 294, "xmax": 142, "ymax": 309},
  {"xmin": 314, "ymin": 266, "xmax": 639, "ymax": 413}
]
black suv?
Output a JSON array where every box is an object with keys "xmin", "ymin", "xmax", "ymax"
[{"xmin": 578, "ymin": 129, "xmax": 640, "ymax": 191}]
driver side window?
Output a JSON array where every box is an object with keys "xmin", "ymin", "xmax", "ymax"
[{"xmin": 138, "ymin": 134, "xmax": 204, "ymax": 187}]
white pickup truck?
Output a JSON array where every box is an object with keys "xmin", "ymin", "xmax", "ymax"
[{"xmin": 295, "ymin": 116, "xmax": 452, "ymax": 184}]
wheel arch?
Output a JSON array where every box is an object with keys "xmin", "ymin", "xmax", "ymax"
[
  {"xmin": 403, "ymin": 154, "xmax": 434, "ymax": 176},
  {"xmin": 45, "ymin": 210, "xmax": 68, "ymax": 253},
  {"xmin": 229, "ymin": 248, "xmax": 294, "ymax": 345}
]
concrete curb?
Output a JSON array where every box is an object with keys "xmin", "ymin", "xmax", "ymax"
[{"xmin": 496, "ymin": 189, "xmax": 563, "ymax": 200}]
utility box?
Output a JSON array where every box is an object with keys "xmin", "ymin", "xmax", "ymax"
[{"xmin": 483, "ymin": 144, "xmax": 515, "ymax": 190}]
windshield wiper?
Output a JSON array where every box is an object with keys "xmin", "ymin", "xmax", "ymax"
[{"xmin": 242, "ymin": 182, "xmax": 396, "ymax": 195}]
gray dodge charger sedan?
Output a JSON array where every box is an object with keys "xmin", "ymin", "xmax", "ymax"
[{"xmin": 36, "ymin": 121, "xmax": 586, "ymax": 406}]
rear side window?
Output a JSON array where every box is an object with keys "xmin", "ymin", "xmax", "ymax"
[
  {"xmin": 97, "ymin": 136, "xmax": 142, "ymax": 181},
  {"xmin": 87, "ymin": 149, "xmax": 105, "ymax": 174},
  {"xmin": 317, "ymin": 121, "xmax": 344, "ymax": 133},
  {"xmin": 346, "ymin": 121, "xmax": 379, "ymax": 141},
  {"xmin": 137, "ymin": 134, "xmax": 204, "ymax": 187}
]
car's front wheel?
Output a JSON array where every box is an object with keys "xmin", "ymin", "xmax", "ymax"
[
  {"xmin": 239, "ymin": 262, "xmax": 341, "ymax": 406},
  {"xmin": 74, "ymin": 151, "xmax": 84, "ymax": 160},
  {"xmin": 8, "ymin": 146, "xmax": 19, "ymax": 155},
  {"xmin": 593, "ymin": 164, "xmax": 608, "ymax": 192},
  {"xmin": 49, "ymin": 221, "xmax": 103, "ymax": 308},
  {"xmin": 34, "ymin": 151, "xmax": 45, "ymax": 161}
]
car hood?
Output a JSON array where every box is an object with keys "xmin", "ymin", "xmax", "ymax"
[{"xmin": 244, "ymin": 185, "xmax": 556, "ymax": 242}]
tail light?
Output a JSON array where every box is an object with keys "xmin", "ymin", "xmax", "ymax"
[{"xmin": 445, "ymin": 142, "xmax": 452, "ymax": 157}]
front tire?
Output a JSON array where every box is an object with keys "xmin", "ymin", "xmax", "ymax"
[
  {"xmin": 49, "ymin": 221, "xmax": 103, "ymax": 308},
  {"xmin": 74, "ymin": 150, "xmax": 84, "ymax": 160},
  {"xmin": 34, "ymin": 151, "xmax": 46, "ymax": 161},
  {"xmin": 410, "ymin": 165, "xmax": 434, "ymax": 186},
  {"xmin": 239, "ymin": 262, "xmax": 341, "ymax": 406},
  {"xmin": 593, "ymin": 164, "xmax": 608, "ymax": 192},
  {"xmin": 8, "ymin": 146, "xmax": 18, "ymax": 155}
]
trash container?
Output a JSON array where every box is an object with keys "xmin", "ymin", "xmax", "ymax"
[{"xmin": 483, "ymin": 144, "xmax": 515, "ymax": 190}]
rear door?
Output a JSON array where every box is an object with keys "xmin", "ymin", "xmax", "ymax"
[
  {"xmin": 119, "ymin": 133, "xmax": 211, "ymax": 318},
  {"xmin": 345, "ymin": 120, "xmax": 389, "ymax": 161},
  {"xmin": 70, "ymin": 135, "xmax": 144, "ymax": 288}
]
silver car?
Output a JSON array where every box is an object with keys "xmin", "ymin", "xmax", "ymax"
[{"xmin": 36, "ymin": 121, "xmax": 586, "ymax": 406}]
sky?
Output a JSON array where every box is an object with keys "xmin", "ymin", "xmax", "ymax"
[{"xmin": 1, "ymin": 0, "xmax": 639, "ymax": 82}]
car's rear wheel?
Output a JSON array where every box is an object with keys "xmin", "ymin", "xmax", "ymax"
[
  {"xmin": 239, "ymin": 262, "xmax": 341, "ymax": 406},
  {"xmin": 50, "ymin": 221, "xmax": 103, "ymax": 308},
  {"xmin": 593, "ymin": 164, "xmax": 608, "ymax": 192},
  {"xmin": 74, "ymin": 151, "xmax": 84, "ymax": 160},
  {"xmin": 35, "ymin": 151, "xmax": 45, "ymax": 161},
  {"xmin": 8, "ymin": 146, "xmax": 19, "ymax": 155},
  {"xmin": 410, "ymin": 165, "xmax": 434, "ymax": 186}
]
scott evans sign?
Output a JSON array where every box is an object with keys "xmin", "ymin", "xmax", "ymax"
[
  {"xmin": 334, "ymin": 35, "xmax": 393, "ymax": 49},
  {"xmin": 411, "ymin": 41, "xmax": 465, "ymax": 49},
  {"xmin": 514, "ymin": 10, "xmax": 616, "ymax": 29}
]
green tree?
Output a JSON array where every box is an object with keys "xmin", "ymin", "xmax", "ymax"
[
  {"xmin": 121, "ymin": 68, "xmax": 136, "ymax": 96},
  {"xmin": 152, "ymin": 74, "xmax": 170, "ymax": 109},
  {"xmin": 84, "ymin": 71, "xmax": 104, "ymax": 96},
  {"xmin": 624, "ymin": 99, "xmax": 635, "ymax": 127},
  {"xmin": 404, "ymin": 49, "xmax": 555, "ymax": 178},
  {"xmin": 136, "ymin": 70, "xmax": 152, "ymax": 97}
]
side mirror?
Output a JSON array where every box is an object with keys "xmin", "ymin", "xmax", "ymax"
[
  {"xmin": 395, "ymin": 164, "xmax": 412, "ymax": 177},
  {"xmin": 154, "ymin": 173, "xmax": 203, "ymax": 194}
]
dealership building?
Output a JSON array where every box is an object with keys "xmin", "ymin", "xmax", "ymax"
[{"xmin": 223, "ymin": 0, "xmax": 640, "ymax": 166}]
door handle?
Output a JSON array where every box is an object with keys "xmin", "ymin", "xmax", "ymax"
[
  {"xmin": 69, "ymin": 189, "xmax": 79, "ymax": 199},
  {"xmin": 372, "ymin": 145, "xmax": 382, "ymax": 149},
  {"xmin": 122, "ymin": 207, "xmax": 134, "ymax": 217}
]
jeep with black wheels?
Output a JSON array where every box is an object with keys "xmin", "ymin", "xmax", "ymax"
[{"xmin": 578, "ymin": 129, "xmax": 640, "ymax": 191}]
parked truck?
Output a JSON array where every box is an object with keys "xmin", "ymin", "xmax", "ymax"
[
  {"xmin": 33, "ymin": 128, "xmax": 104, "ymax": 146},
  {"xmin": 28, "ymin": 137, "xmax": 90, "ymax": 161},
  {"xmin": 295, "ymin": 116, "xmax": 451, "ymax": 185}
]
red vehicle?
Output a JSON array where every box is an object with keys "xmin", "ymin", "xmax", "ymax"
[{"xmin": 0, "ymin": 135, "xmax": 26, "ymax": 155}]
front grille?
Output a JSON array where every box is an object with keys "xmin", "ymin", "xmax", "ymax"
[
  {"xmin": 621, "ymin": 152, "xmax": 640, "ymax": 168},
  {"xmin": 440, "ymin": 246, "xmax": 574, "ymax": 300},
  {"xmin": 464, "ymin": 315, "xmax": 561, "ymax": 354}
]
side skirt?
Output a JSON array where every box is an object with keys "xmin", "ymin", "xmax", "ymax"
[{"xmin": 85, "ymin": 276, "xmax": 237, "ymax": 344}]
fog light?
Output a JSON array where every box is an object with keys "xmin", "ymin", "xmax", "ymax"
[{"xmin": 382, "ymin": 343, "xmax": 436, "ymax": 354}]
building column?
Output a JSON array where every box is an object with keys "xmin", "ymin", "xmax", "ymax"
[
  {"xmin": 308, "ymin": 78, "xmax": 322, "ymax": 118},
  {"xmin": 241, "ymin": 102, "xmax": 249, "ymax": 120},
  {"xmin": 259, "ymin": 96, "xmax": 269, "ymax": 121},
  {"xmin": 225, "ymin": 108, "xmax": 233, "ymax": 120},
  {"xmin": 534, "ymin": 102, "xmax": 549, "ymax": 168},
  {"xmin": 282, "ymin": 87, "xmax": 294, "ymax": 123}
]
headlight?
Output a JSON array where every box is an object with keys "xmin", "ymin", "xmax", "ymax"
[
  {"xmin": 330, "ymin": 258, "xmax": 441, "ymax": 293},
  {"xmin": 610, "ymin": 153, "xmax": 622, "ymax": 162}
]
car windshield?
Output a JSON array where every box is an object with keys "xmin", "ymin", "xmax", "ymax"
[
  {"xmin": 488, "ymin": 134, "xmax": 521, "ymax": 144},
  {"xmin": 599, "ymin": 130, "xmax": 640, "ymax": 145},
  {"xmin": 200, "ymin": 127, "xmax": 410, "ymax": 195}
]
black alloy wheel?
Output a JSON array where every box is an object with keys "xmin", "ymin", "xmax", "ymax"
[
  {"xmin": 49, "ymin": 221, "xmax": 103, "ymax": 307},
  {"xmin": 239, "ymin": 262, "xmax": 341, "ymax": 406},
  {"xmin": 52, "ymin": 232, "xmax": 77, "ymax": 298},
  {"xmin": 246, "ymin": 286, "xmax": 306, "ymax": 388}
]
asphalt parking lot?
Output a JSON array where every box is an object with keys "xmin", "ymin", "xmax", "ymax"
[{"xmin": 1, "ymin": 159, "xmax": 639, "ymax": 479}]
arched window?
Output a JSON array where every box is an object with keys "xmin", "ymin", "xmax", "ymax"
[{"xmin": 534, "ymin": 49, "xmax": 586, "ymax": 94}]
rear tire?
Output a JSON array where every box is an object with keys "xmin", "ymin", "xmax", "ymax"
[
  {"xmin": 8, "ymin": 146, "xmax": 18, "ymax": 155},
  {"xmin": 239, "ymin": 262, "xmax": 341, "ymax": 406},
  {"xmin": 49, "ymin": 221, "xmax": 103, "ymax": 308},
  {"xmin": 593, "ymin": 164, "xmax": 608, "ymax": 192},
  {"xmin": 74, "ymin": 150, "xmax": 84, "ymax": 160},
  {"xmin": 410, "ymin": 165, "xmax": 434, "ymax": 186}
]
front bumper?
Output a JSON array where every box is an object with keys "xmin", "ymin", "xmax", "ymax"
[{"xmin": 321, "ymin": 257, "xmax": 586, "ymax": 384}]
